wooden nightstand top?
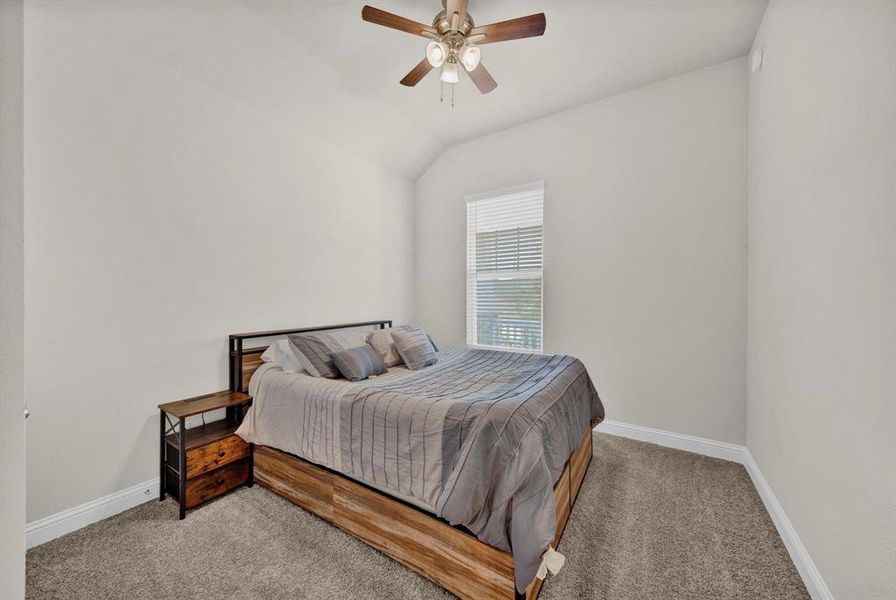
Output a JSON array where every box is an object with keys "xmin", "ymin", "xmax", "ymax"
[{"xmin": 158, "ymin": 390, "xmax": 251, "ymax": 419}]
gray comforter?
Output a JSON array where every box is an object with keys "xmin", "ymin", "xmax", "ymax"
[{"xmin": 238, "ymin": 346, "xmax": 603, "ymax": 591}]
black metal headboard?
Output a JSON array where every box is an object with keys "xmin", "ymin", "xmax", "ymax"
[{"xmin": 228, "ymin": 320, "xmax": 392, "ymax": 393}]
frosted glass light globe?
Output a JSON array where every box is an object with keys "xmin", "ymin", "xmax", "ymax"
[
  {"xmin": 440, "ymin": 61, "xmax": 459, "ymax": 83},
  {"xmin": 426, "ymin": 41, "xmax": 447, "ymax": 67},
  {"xmin": 459, "ymin": 45, "xmax": 481, "ymax": 72}
]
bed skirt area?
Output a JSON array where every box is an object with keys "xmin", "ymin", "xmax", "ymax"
[{"xmin": 252, "ymin": 427, "xmax": 594, "ymax": 600}]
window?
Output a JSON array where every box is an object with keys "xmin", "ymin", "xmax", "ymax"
[{"xmin": 466, "ymin": 181, "xmax": 544, "ymax": 351}]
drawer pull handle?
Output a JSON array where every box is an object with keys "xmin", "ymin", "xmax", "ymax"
[
  {"xmin": 218, "ymin": 450, "xmax": 226, "ymax": 457},
  {"xmin": 216, "ymin": 477, "xmax": 224, "ymax": 485}
]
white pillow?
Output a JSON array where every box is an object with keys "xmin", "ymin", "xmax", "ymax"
[
  {"xmin": 260, "ymin": 339, "xmax": 305, "ymax": 374},
  {"xmin": 328, "ymin": 329, "xmax": 370, "ymax": 349}
]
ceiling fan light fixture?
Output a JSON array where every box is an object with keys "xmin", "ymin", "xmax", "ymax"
[
  {"xmin": 440, "ymin": 60, "xmax": 459, "ymax": 83},
  {"xmin": 425, "ymin": 40, "xmax": 447, "ymax": 67},
  {"xmin": 459, "ymin": 45, "xmax": 481, "ymax": 72}
]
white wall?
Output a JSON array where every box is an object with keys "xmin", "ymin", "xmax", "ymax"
[
  {"xmin": 415, "ymin": 58, "xmax": 748, "ymax": 444},
  {"xmin": 746, "ymin": 1, "xmax": 896, "ymax": 598},
  {"xmin": 24, "ymin": 5, "xmax": 415, "ymax": 522},
  {"xmin": 1, "ymin": 0, "xmax": 26, "ymax": 597}
]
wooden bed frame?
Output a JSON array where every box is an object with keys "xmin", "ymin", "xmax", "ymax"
[{"xmin": 229, "ymin": 321, "xmax": 596, "ymax": 600}]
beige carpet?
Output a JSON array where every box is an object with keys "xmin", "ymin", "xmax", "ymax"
[{"xmin": 27, "ymin": 434, "xmax": 808, "ymax": 599}]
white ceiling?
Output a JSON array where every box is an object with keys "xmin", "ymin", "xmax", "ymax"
[
  {"xmin": 34, "ymin": 0, "xmax": 767, "ymax": 178},
  {"xmin": 249, "ymin": 0, "xmax": 768, "ymax": 143}
]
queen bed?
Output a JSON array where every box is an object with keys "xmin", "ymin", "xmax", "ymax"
[{"xmin": 229, "ymin": 320, "xmax": 603, "ymax": 600}]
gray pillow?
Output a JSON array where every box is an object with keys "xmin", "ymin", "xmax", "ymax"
[
  {"xmin": 331, "ymin": 345, "xmax": 387, "ymax": 382},
  {"xmin": 287, "ymin": 332, "xmax": 346, "ymax": 378},
  {"xmin": 391, "ymin": 327, "xmax": 438, "ymax": 370}
]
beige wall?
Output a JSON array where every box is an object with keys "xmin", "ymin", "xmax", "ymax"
[
  {"xmin": 415, "ymin": 58, "xmax": 748, "ymax": 444},
  {"xmin": 746, "ymin": 1, "xmax": 896, "ymax": 597},
  {"xmin": 24, "ymin": 6, "xmax": 416, "ymax": 522},
  {"xmin": 0, "ymin": 0, "xmax": 26, "ymax": 597}
]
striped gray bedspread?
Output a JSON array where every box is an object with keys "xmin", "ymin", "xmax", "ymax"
[{"xmin": 237, "ymin": 345, "xmax": 603, "ymax": 592}]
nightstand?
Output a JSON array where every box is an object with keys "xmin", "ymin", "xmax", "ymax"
[{"xmin": 158, "ymin": 390, "xmax": 252, "ymax": 519}]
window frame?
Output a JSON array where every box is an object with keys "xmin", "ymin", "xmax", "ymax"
[{"xmin": 465, "ymin": 180, "xmax": 545, "ymax": 353}]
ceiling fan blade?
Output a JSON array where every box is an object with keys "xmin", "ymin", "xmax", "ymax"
[
  {"xmin": 400, "ymin": 58, "xmax": 434, "ymax": 87},
  {"xmin": 469, "ymin": 13, "xmax": 546, "ymax": 44},
  {"xmin": 361, "ymin": 5, "xmax": 438, "ymax": 38},
  {"xmin": 466, "ymin": 62, "xmax": 497, "ymax": 94},
  {"xmin": 446, "ymin": 0, "xmax": 468, "ymax": 32}
]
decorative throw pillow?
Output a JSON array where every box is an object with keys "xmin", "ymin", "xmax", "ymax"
[
  {"xmin": 331, "ymin": 345, "xmax": 388, "ymax": 382},
  {"xmin": 368, "ymin": 325, "xmax": 439, "ymax": 367},
  {"xmin": 391, "ymin": 327, "xmax": 438, "ymax": 370},
  {"xmin": 260, "ymin": 339, "xmax": 306, "ymax": 374},
  {"xmin": 366, "ymin": 326, "xmax": 409, "ymax": 367},
  {"xmin": 287, "ymin": 333, "xmax": 341, "ymax": 378}
]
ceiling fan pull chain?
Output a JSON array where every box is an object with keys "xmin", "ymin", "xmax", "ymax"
[
  {"xmin": 451, "ymin": 83, "xmax": 454, "ymax": 108},
  {"xmin": 440, "ymin": 81, "xmax": 444, "ymax": 103}
]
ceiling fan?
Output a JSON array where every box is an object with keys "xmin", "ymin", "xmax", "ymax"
[{"xmin": 361, "ymin": 0, "xmax": 546, "ymax": 95}]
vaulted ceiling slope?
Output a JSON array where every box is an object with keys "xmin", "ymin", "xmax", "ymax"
[{"xmin": 33, "ymin": 0, "xmax": 767, "ymax": 179}]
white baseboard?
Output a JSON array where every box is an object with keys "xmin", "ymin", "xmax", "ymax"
[
  {"xmin": 594, "ymin": 419, "xmax": 833, "ymax": 600},
  {"xmin": 596, "ymin": 419, "xmax": 745, "ymax": 462},
  {"xmin": 25, "ymin": 477, "xmax": 158, "ymax": 549},
  {"xmin": 741, "ymin": 450, "xmax": 834, "ymax": 600}
]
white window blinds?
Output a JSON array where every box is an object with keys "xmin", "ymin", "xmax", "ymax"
[{"xmin": 466, "ymin": 181, "xmax": 544, "ymax": 351}]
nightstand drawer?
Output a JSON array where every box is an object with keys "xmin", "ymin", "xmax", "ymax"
[
  {"xmin": 185, "ymin": 459, "xmax": 249, "ymax": 508},
  {"xmin": 185, "ymin": 434, "xmax": 248, "ymax": 478}
]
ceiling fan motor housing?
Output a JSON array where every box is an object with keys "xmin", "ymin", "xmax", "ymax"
[{"xmin": 432, "ymin": 9, "xmax": 475, "ymax": 37}]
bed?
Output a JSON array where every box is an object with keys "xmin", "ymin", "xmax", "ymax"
[{"xmin": 229, "ymin": 321, "xmax": 604, "ymax": 599}]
